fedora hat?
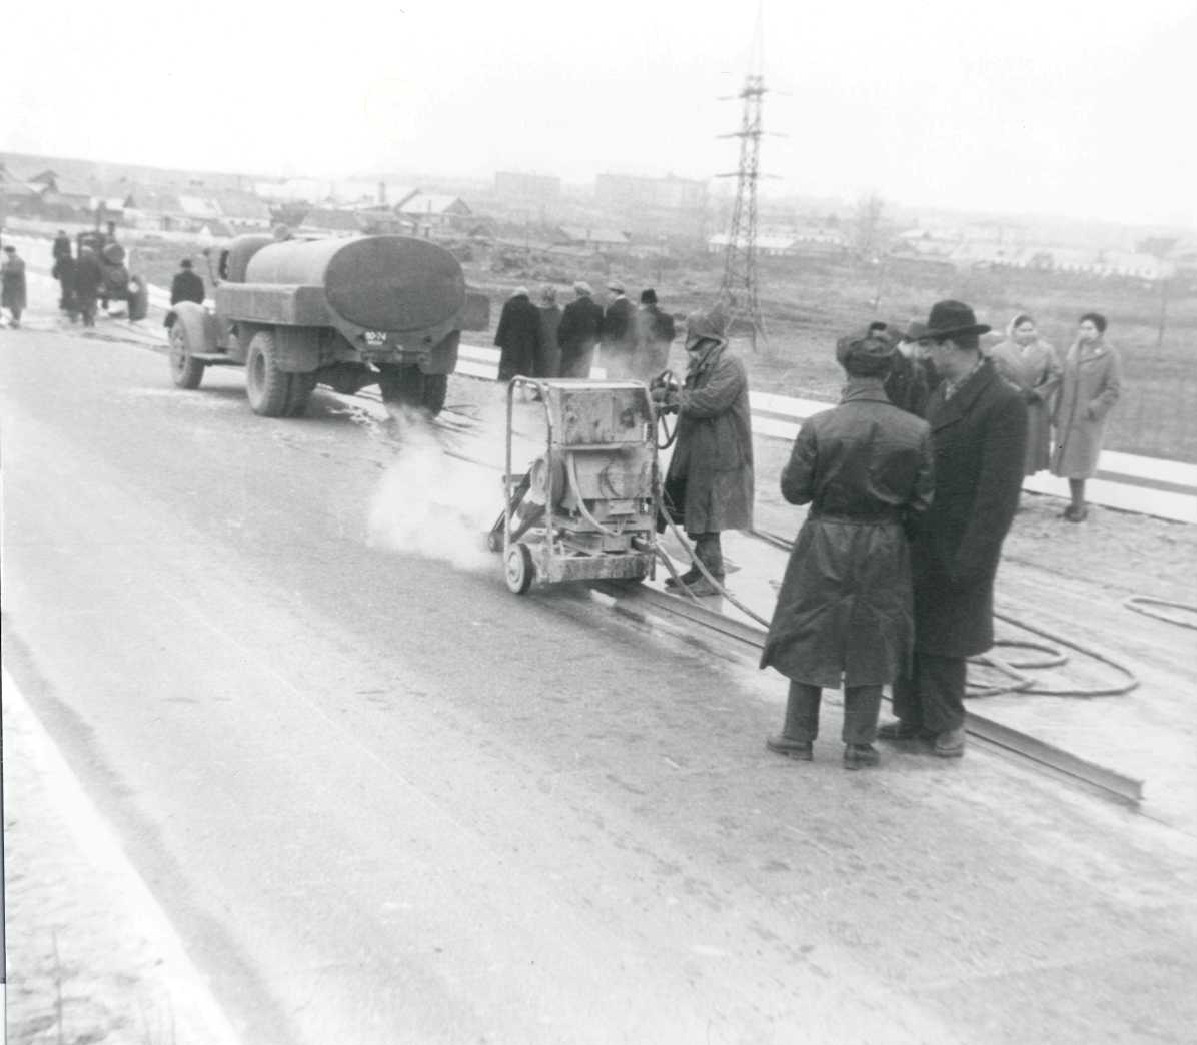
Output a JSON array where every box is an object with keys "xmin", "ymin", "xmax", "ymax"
[{"xmin": 915, "ymin": 300, "xmax": 990, "ymax": 341}]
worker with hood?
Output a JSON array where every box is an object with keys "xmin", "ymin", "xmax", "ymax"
[
  {"xmin": 760, "ymin": 329, "xmax": 934, "ymax": 768},
  {"xmin": 654, "ymin": 308, "xmax": 754, "ymax": 596}
]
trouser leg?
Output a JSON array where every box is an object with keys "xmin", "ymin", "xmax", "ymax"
[
  {"xmin": 916, "ymin": 653, "xmax": 967, "ymax": 733},
  {"xmin": 691, "ymin": 532, "xmax": 724, "ymax": 578},
  {"xmin": 842, "ymin": 684, "xmax": 884, "ymax": 745},
  {"xmin": 1068, "ymin": 478, "xmax": 1086, "ymax": 509},
  {"xmin": 891, "ymin": 668, "xmax": 923, "ymax": 728},
  {"xmin": 781, "ymin": 681, "xmax": 821, "ymax": 743}
]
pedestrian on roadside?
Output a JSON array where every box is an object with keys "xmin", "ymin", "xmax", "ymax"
[
  {"xmin": 494, "ymin": 286, "xmax": 542, "ymax": 382},
  {"xmin": 165, "ymin": 258, "xmax": 206, "ymax": 329},
  {"xmin": 1, "ymin": 245, "xmax": 28, "ymax": 328},
  {"xmin": 557, "ymin": 281, "xmax": 604, "ymax": 378},
  {"xmin": 600, "ymin": 280, "xmax": 637, "ymax": 378},
  {"xmin": 535, "ymin": 285, "xmax": 562, "ymax": 378},
  {"xmin": 878, "ymin": 301, "xmax": 1027, "ymax": 759},
  {"xmin": 51, "ymin": 229, "xmax": 75, "ymax": 311},
  {"xmin": 633, "ymin": 288, "xmax": 677, "ymax": 383},
  {"xmin": 74, "ymin": 246, "xmax": 104, "ymax": 328},
  {"xmin": 653, "ymin": 309, "xmax": 754, "ymax": 596},
  {"xmin": 989, "ymin": 313, "xmax": 1061, "ymax": 476},
  {"xmin": 762, "ymin": 329, "xmax": 934, "ymax": 769},
  {"xmin": 1051, "ymin": 312, "xmax": 1121, "ymax": 522}
]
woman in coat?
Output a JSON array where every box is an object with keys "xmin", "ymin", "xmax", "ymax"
[
  {"xmin": 1051, "ymin": 312, "xmax": 1122, "ymax": 521},
  {"xmin": 989, "ymin": 313, "xmax": 1061, "ymax": 475},
  {"xmin": 1, "ymin": 246, "xmax": 27, "ymax": 328}
]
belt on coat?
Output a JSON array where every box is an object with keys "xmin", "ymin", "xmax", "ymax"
[{"xmin": 807, "ymin": 510, "xmax": 903, "ymax": 525}]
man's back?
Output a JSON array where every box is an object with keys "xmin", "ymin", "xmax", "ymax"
[{"xmin": 787, "ymin": 390, "xmax": 931, "ymax": 519}]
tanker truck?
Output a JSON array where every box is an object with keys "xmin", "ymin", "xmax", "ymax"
[{"xmin": 166, "ymin": 233, "xmax": 488, "ymax": 416}]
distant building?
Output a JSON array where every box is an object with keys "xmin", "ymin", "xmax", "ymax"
[
  {"xmin": 553, "ymin": 226, "xmax": 630, "ymax": 251},
  {"xmin": 396, "ymin": 193, "xmax": 472, "ymax": 235},
  {"xmin": 494, "ymin": 171, "xmax": 561, "ymax": 200},
  {"xmin": 595, "ymin": 173, "xmax": 708, "ymax": 211}
]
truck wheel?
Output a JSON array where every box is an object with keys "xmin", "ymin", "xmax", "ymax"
[
  {"xmin": 168, "ymin": 319, "xmax": 206, "ymax": 389},
  {"xmin": 127, "ymin": 275, "xmax": 149, "ymax": 321},
  {"xmin": 377, "ymin": 366, "xmax": 448, "ymax": 417},
  {"xmin": 504, "ymin": 544, "xmax": 534, "ymax": 594},
  {"xmin": 245, "ymin": 330, "xmax": 292, "ymax": 417},
  {"xmin": 286, "ymin": 372, "xmax": 317, "ymax": 417}
]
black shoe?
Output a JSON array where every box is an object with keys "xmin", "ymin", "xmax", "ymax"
[
  {"xmin": 844, "ymin": 744, "xmax": 880, "ymax": 770},
  {"xmin": 683, "ymin": 575, "xmax": 726, "ymax": 597},
  {"xmin": 932, "ymin": 727, "xmax": 967, "ymax": 758},
  {"xmin": 664, "ymin": 569, "xmax": 700, "ymax": 589},
  {"xmin": 877, "ymin": 719, "xmax": 924, "ymax": 741},
  {"xmin": 766, "ymin": 735, "xmax": 813, "ymax": 761}
]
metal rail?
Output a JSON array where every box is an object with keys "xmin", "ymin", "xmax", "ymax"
[{"xmin": 595, "ymin": 576, "xmax": 1144, "ymax": 807}]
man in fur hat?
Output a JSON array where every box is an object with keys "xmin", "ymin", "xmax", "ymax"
[
  {"xmin": 653, "ymin": 309, "xmax": 754, "ymax": 597},
  {"xmin": 761, "ymin": 329, "xmax": 933, "ymax": 768},
  {"xmin": 878, "ymin": 301, "xmax": 1027, "ymax": 758}
]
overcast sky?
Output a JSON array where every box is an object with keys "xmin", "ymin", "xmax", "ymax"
[{"xmin": 3, "ymin": 0, "xmax": 1194, "ymax": 227}]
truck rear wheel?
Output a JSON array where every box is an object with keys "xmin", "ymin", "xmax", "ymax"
[
  {"xmin": 245, "ymin": 330, "xmax": 292, "ymax": 417},
  {"xmin": 168, "ymin": 314, "xmax": 206, "ymax": 389},
  {"xmin": 377, "ymin": 365, "xmax": 448, "ymax": 416}
]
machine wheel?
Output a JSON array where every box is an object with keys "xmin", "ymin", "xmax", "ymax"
[
  {"xmin": 245, "ymin": 330, "xmax": 291, "ymax": 417},
  {"xmin": 126, "ymin": 274, "xmax": 149, "ymax": 321},
  {"xmin": 286, "ymin": 371, "xmax": 317, "ymax": 417},
  {"xmin": 504, "ymin": 544, "xmax": 534, "ymax": 595},
  {"xmin": 378, "ymin": 366, "xmax": 448, "ymax": 416},
  {"xmin": 168, "ymin": 313, "xmax": 206, "ymax": 389}
]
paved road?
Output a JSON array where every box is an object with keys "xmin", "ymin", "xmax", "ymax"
[{"xmin": 3, "ymin": 324, "xmax": 1196, "ymax": 1044}]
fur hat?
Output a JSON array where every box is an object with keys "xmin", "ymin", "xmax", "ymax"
[
  {"xmin": 640, "ymin": 288, "xmax": 658, "ymax": 304},
  {"xmin": 836, "ymin": 330, "xmax": 896, "ymax": 376}
]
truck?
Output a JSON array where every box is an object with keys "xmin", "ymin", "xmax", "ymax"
[{"xmin": 166, "ymin": 233, "xmax": 489, "ymax": 417}]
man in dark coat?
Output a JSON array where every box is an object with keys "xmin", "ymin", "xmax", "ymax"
[
  {"xmin": 493, "ymin": 287, "xmax": 542, "ymax": 382},
  {"xmin": 1, "ymin": 245, "xmax": 28, "ymax": 328},
  {"xmin": 556, "ymin": 281, "xmax": 604, "ymax": 378},
  {"xmin": 654, "ymin": 309, "xmax": 754, "ymax": 596},
  {"xmin": 52, "ymin": 230, "xmax": 75, "ymax": 311},
  {"xmin": 600, "ymin": 280, "xmax": 637, "ymax": 378},
  {"xmin": 165, "ymin": 258, "xmax": 205, "ymax": 328},
  {"xmin": 633, "ymin": 288, "xmax": 677, "ymax": 382},
  {"xmin": 761, "ymin": 330, "xmax": 933, "ymax": 768},
  {"xmin": 879, "ymin": 301, "xmax": 1027, "ymax": 758},
  {"xmin": 170, "ymin": 258, "xmax": 205, "ymax": 305},
  {"xmin": 74, "ymin": 247, "xmax": 104, "ymax": 328}
]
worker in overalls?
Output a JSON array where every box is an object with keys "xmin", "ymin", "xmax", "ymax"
[{"xmin": 654, "ymin": 309, "xmax": 754, "ymax": 596}]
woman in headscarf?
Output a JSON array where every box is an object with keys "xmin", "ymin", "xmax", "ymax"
[
  {"xmin": 1051, "ymin": 312, "xmax": 1122, "ymax": 522},
  {"xmin": 989, "ymin": 313, "xmax": 1061, "ymax": 475}
]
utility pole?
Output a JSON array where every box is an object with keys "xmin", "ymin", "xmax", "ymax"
[{"xmin": 715, "ymin": 9, "xmax": 770, "ymax": 351}]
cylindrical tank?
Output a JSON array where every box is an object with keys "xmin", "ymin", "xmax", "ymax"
[{"xmin": 245, "ymin": 235, "xmax": 465, "ymax": 332}]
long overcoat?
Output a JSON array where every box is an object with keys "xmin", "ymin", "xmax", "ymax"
[
  {"xmin": 556, "ymin": 296, "xmax": 603, "ymax": 377},
  {"xmin": 1051, "ymin": 339, "xmax": 1122, "ymax": 479},
  {"xmin": 1, "ymin": 256, "xmax": 27, "ymax": 311},
  {"xmin": 760, "ymin": 384, "xmax": 934, "ymax": 688},
  {"xmin": 663, "ymin": 339, "xmax": 754, "ymax": 534},
  {"xmin": 990, "ymin": 337, "xmax": 1061, "ymax": 474},
  {"xmin": 494, "ymin": 294, "xmax": 543, "ymax": 382},
  {"xmin": 910, "ymin": 359, "xmax": 1027, "ymax": 659},
  {"xmin": 536, "ymin": 304, "xmax": 562, "ymax": 378}
]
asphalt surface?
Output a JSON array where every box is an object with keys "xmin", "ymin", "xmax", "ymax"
[{"xmin": 3, "ymin": 322, "xmax": 1196, "ymax": 1044}]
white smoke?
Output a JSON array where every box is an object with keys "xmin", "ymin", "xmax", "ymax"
[{"xmin": 366, "ymin": 406, "xmax": 500, "ymax": 572}]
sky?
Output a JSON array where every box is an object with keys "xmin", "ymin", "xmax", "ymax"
[{"xmin": 3, "ymin": 0, "xmax": 1195, "ymax": 228}]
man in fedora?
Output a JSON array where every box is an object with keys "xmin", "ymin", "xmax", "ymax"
[{"xmin": 878, "ymin": 300, "xmax": 1027, "ymax": 757}]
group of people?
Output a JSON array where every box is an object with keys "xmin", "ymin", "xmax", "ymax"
[
  {"xmin": 494, "ymin": 280, "xmax": 677, "ymax": 384},
  {"xmin": 50, "ymin": 227, "xmax": 109, "ymax": 327},
  {"xmin": 884, "ymin": 309, "xmax": 1122, "ymax": 522},
  {"xmin": 989, "ymin": 312, "xmax": 1122, "ymax": 522}
]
